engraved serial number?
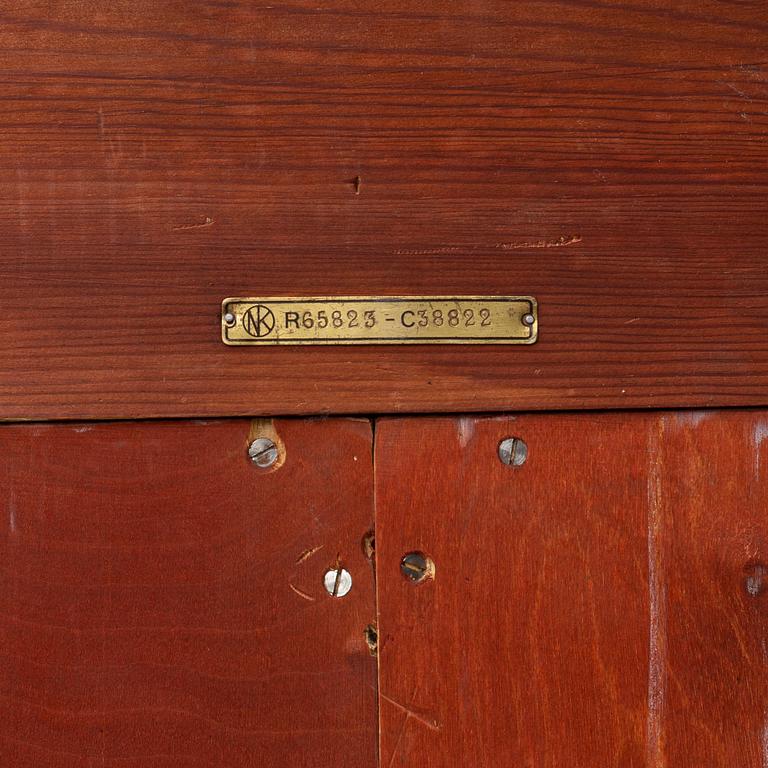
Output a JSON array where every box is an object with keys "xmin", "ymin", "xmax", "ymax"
[
  {"xmin": 222, "ymin": 295, "xmax": 537, "ymax": 346},
  {"xmin": 283, "ymin": 307, "xmax": 493, "ymax": 331}
]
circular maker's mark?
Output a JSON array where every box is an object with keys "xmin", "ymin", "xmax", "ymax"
[{"xmin": 242, "ymin": 304, "xmax": 276, "ymax": 338}]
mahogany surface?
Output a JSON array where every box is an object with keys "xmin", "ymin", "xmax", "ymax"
[
  {"xmin": 0, "ymin": 2, "xmax": 767, "ymax": 419},
  {"xmin": 375, "ymin": 411, "xmax": 768, "ymax": 766},
  {"xmin": 0, "ymin": 417, "xmax": 377, "ymax": 766}
]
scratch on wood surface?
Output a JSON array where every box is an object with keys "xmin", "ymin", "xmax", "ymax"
[
  {"xmin": 288, "ymin": 583, "xmax": 315, "ymax": 602},
  {"xmin": 745, "ymin": 564, "xmax": 767, "ymax": 597},
  {"xmin": 737, "ymin": 63, "xmax": 767, "ymax": 78},
  {"xmin": 394, "ymin": 246, "xmax": 463, "ymax": 255},
  {"xmin": 394, "ymin": 234, "xmax": 581, "ymax": 255},
  {"xmin": 496, "ymin": 234, "xmax": 582, "ymax": 250},
  {"xmin": 172, "ymin": 216, "xmax": 214, "ymax": 231},
  {"xmin": 295, "ymin": 544, "xmax": 324, "ymax": 564},
  {"xmin": 718, "ymin": 80, "xmax": 753, "ymax": 101},
  {"xmin": 754, "ymin": 421, "xmax": 768, "ymax": 478},
  {"xmin": 386, "ymin": 711, "xmax": 410, "ymax": 768},
  {"xmin": 380, "ymin": 691, "xmax": 441, "ymax": 731},
  {"xmin": 762, "ymin": 712, "xmax": 768, "ymax": 768},
  {"xmin": 457, "ymin": 416, "xmax": 474, "ymax": 448},
  {"xmin": 97, "ymin": 106, "xmax": 105, "ymax": 138},
  {"xmin": 646, "ymin": 417, "xmax": 667, "ymax": 768},
  {"xmin": 8, "ymin": 493, "xmax": 16, "ymax": 535},
  {"xmin": 674, "ymin": 410, "xmax": 712, "ymax": 428}
]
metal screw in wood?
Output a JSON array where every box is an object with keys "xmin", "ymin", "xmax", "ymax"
[
  {"xmin": 323, "ymin": 567, "xmax": 352, "ymax": 597},
  {"xmin": 498, "ymin": 437, "xmax": 528, "ymax": 467},
  {"xmin": 248, "ymin": 437, "xmax": 278, "ymax": 468},
  {"xmin": 400, "ymin": 552, "xmax": 435, "ymax": 584}
]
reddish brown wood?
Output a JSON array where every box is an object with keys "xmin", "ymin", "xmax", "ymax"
[
  {"xmin": 0, "ymin": 417, "xmax": 377, "ymax": 767},
  {"xmin": 656, "ymin": 410, "xmax": 768, "ymax": 765},
  {"xmin": 0, "ymin": 3, "xmax": 767, "ymax": 419},
  {"xmin": 375, "ymin": 412, "xmax": 768, "ymax": 766}
]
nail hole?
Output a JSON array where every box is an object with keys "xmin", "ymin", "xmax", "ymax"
[
  {"xmin": 362, "ymin": 531, "xmax": 375, "ymax": 561},
  {"xmin": 364, "ymin": 624, "xmax": 378, "ymax": 656},
  {"xmin": 400, "ymin": 551, "xmax": 435, "ymax": 584}
]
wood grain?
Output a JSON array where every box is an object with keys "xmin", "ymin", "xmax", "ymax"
[
  {"xmin": 656, "ymin": 410, "xmax": 768, "ymax": 765},
  {"xmin": 375, "ymin": 412, "xmax": 768, "ymax": 767},
  {"xmin": 0, "ymin": 2, "xmax": 767, "ymax": 419},
  {"xmin": 0, "ymin": 417, "xmax": 377, "ymax": 766}
]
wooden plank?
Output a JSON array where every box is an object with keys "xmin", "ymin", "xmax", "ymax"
[
  {"xmin": 0, "ymin": 417, "xmax": 377, "ymax": 767},
  {"xmin": 375, "ymin": 412, "xmax": 768, "ymax": 766},
  {"xmin": 655, "ymin": 410, "xmax": 768, "ymax": 764},
  {"xmin": 375, "ymin": 414, "xmax": 652, "ymax": 765},
  {"xmin": 0, "ymin": 2, "xmax": 767, "ymax": 419}
]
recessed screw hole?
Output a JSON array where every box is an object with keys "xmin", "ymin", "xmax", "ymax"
[
  {"xmin": 248, "ymin": 437, "xmax": 279, "ymax": 468},
  {"xmin": 400, "ymin": 551, "xmax": 435, "ymax": 584},
  {"xmin": 498, "ymin": 437, "xmax": 527, "ymax": 467}
]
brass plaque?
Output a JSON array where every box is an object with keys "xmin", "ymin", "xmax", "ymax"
[{"xmin": 221, "ymin": 296, "xmax": 537, "ymax": 346}]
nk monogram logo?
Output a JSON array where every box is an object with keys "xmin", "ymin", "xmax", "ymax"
[{"xmin": 242, "ymin": 304, "xmax": 276, "ymax": 338}]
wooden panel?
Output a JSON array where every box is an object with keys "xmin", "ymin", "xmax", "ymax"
[
  {"xmin": 656, "ymin": 411, "xmax": 768, "ymax": 764},
  {"xmin": 0, "ymin": 417, "xmax": 377, "ymax": 766},
  {"xmin": 375, "ymin": 412, "xmax": 768, "ymax": 766},
  {"xmin": 0, "ymin": 2, "xmax": 767, "ymax": 419}
]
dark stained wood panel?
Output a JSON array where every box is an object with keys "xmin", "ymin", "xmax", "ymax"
[
  {"xmin": 0, "ymin": 417, "xmax": 377, "ymax": 767},
  {"xmin": 375, "ymin": 412, "xmax": 768, "ymax": 767},
  {"xmin": 0, "ymin": 2, "xmax": 767, "ymax": 418}
]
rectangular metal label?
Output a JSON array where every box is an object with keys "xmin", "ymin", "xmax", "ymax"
[{"xmin": 222, "ymin": 297, "xmax": 537, "ymax": 345}]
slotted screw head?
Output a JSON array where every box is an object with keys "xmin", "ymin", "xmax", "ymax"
[
  {"xmin": 498, "ymin": 437, "xmax": 528, "ymax": 467},
  {"xmin": 400, "ymin": 551, "xmax": 435, "ymax": 584},
  {"xmin": 248, "ymin": 437, "xmax": 278, "ymax": 468},
  {"xmin": 323, "ymin": 567, "xmax": 352, "ymax": 597}
]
